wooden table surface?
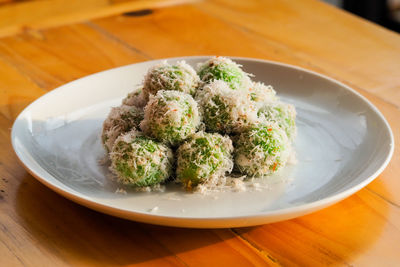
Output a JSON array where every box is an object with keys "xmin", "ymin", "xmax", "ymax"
[{"xmin": 1, "ymin": 0, "xmax": 400, "ymax": 266}]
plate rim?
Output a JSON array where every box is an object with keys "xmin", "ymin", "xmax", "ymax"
[{"xmin": 11, "ymin": 56, "xmax": 395, "ymax": 228}]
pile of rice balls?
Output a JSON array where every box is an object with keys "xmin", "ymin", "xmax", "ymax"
[{"xmin": 102, "ymin": 57, "xmax": 296, "ymax": 191}]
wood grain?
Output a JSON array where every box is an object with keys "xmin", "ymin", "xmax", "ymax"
[
  {"xmin": 0, "ymin": 0, "xmax": 196, "ymax": 38},
  {"xmin": 1, "ymin": 0, "xmax": 400, "ymax": 266}
]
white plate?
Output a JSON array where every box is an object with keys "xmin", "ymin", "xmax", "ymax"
[{"xmin": 11, "ymin": 56, "xmax": 394, "ymax": 228}]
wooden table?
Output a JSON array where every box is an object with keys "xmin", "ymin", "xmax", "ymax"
[{"xmin": 1, "ymin": 0, "xmax": 400, "ymax": 266}]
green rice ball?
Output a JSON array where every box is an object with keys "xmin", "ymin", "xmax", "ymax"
[
  {"xmin": 176, "ymin": 132, "xmax": 234, "ymax": 189},
  {"xmin": 234, "ymin": 124, "xmax": 291, "ymax": 177},
  {"xmin": 101, "ymin": 105, "xmax": 144, "ymax": 153},
  {"xmin": 258, "ymin": 102, "xmax": 297, "ymax": 141},
  {"xmin": 197, "ymin": 57, "xmax": 251, "ymax": 90},
  {"xmin": 110, "ymin": 130, "xmax": 173, "ymax": 187},
  {"xmin": 140, "ymin": 90, "xmax": 201, "ymax": 146},
  {"xmin": 122, "ymin": 86, "xmax": 147, "ymax": 108},
  {"xmin": 250, "ymin": 81, "xmax": 278, "ymax": 103},
  {"xmin": 196, "ymin": 80, "xmax": 258, "ymax": 134},
  {"xmin": 143, "ymin": 60, "xmax": 199, "ymax": 98}
]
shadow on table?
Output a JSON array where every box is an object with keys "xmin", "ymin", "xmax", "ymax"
[
  {"xmin": 15, "ymin": 174, "xmax": 251, "ymax": 265},
  {"xmin": 233, "ymin": 178, "xmax": 393, "ymax": 264},
  {"xmin": 16, "ymin": 173, "xmax": 391, "ymax": 265}
]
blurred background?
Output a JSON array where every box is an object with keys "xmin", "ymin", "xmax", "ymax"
[{"xmin": 323, "ymin": 0, "xmax": 400, "ymax": 32}]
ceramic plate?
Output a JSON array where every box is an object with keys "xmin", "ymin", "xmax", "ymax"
[{"xmin": 11, "ymin": 56, "xmax": 394, "ymax": 228}]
